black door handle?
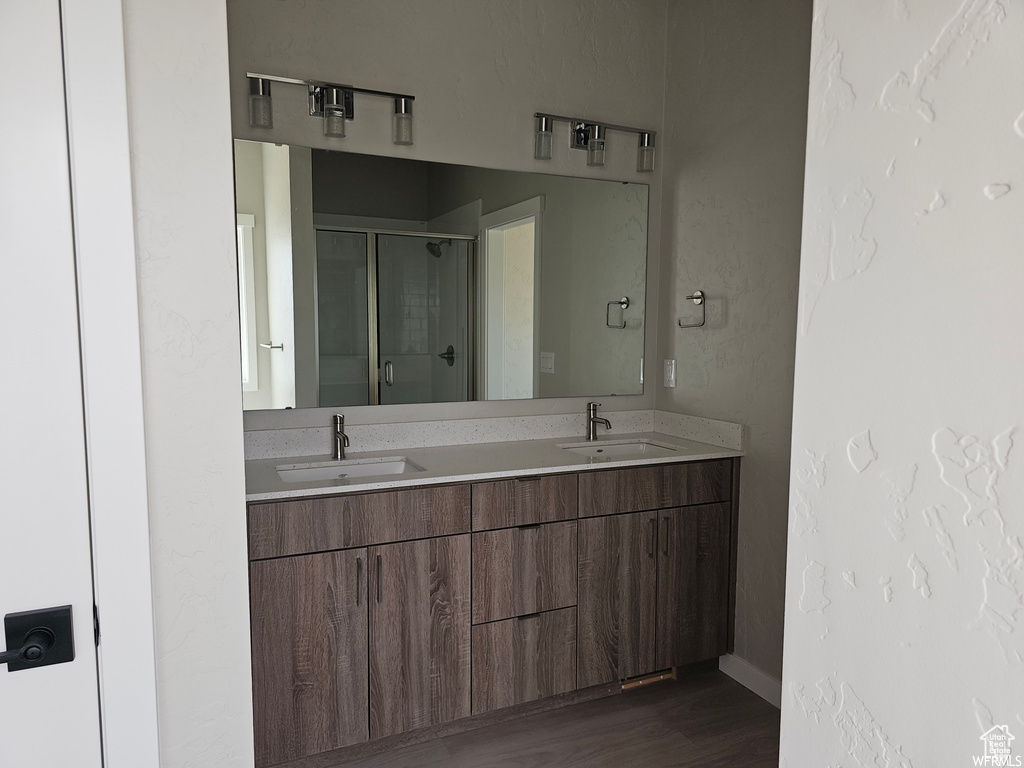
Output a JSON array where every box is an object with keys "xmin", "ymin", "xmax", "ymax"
[
  {"xmin": 0, "ymin": 629, "xmax": 54, "ymax": 666},
  {"xmin": 2, "ymin": 605, "xmax": 75, "ymax": 672}
]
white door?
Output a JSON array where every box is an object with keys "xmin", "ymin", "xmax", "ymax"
[{"xmin": 0, "ymin": 2, "xmax": 104, "ymax": 766}]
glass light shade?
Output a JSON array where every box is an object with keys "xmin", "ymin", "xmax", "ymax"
[
  {"xmin": 248, "ymin": 93, "xmax": 272, "ymax": 129},
  {"xmin": 323, "ymin": 105, "xmax": 346, "ymax": 138},
  {"xmin": 534, "ymin": 116, "xmax": 553, "ymax": 160},
  {"xmin": 637, "ymin": 145, "xmax": 655, "ymax": 173},
  {"xmin": 587, "ymin": 137, "xmax": 606, "ymax": 167},
  {"xmin": 534, "ymin": 129, "xmax": 552, "ymax": 160},
  {"xmin": 393, "ymin": 112, "xmax": 413, "ymax": 146}
]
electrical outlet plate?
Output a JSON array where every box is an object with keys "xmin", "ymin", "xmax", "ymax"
[{"xmin": 540, "ymin": 352, "xmax": 555, "ymax": 374}]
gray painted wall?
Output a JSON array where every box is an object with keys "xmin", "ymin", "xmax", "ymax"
[{"xmin": 657, "ymin": 0, "xmax": 814, "ymax": 680}]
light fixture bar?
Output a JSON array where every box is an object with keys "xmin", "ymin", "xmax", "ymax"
[
  {"xmin": 247, "ymin": 72, "xmax": 414, "ymax": 107},
  {"xmin": 534, "ymin": 112, "xmax": 655, "ymax": 140},
  {"xmin": 246, "ymin": 72, "xmax": 416, "ymax": 145}
]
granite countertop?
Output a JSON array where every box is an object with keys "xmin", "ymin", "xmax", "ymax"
[{"xmin": 245, "ymin": 431, "xmax": 744, "ymax": 502}]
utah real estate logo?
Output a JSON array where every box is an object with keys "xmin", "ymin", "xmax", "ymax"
[{"xmin": 976, "ymin": 726, "xmax": 1020, "ymax": 767}]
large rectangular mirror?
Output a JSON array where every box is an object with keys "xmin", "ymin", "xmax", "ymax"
[{"xmin": 234, "ymin": 141, "xmax": 648, "ymax": 410}]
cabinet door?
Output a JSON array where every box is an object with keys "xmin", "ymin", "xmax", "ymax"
[
  {"xmin": 472, "ymin": 521, "xmax": 577, "ymax": 624},
  {"xmin": 577, "ymin": 512, "xmax": 658, "ymax": 687},
  {"xmin": 368, "ymin": 535, "xmax": 471, "ymax": 738},
  {"xmin": 250, "ymin": 549, "xmax": 368, "ymax": 767},
  {"xmin": 472, "ymin": 607, "xmax": 577, "ymax": 714},
  {"xmin": 656, "ymin": 503, "xmax": 731, "ymax": 668}
]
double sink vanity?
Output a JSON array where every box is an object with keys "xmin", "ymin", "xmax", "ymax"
[
  {"xmin": 231, "ymin": 38, "xmax": 740, "ymax": 766},
  {"xmin": 244, "ymin": 415, "xmax": 743, "ymax": 767}
]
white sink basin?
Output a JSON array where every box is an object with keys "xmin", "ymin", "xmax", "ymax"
[
  {"xmin": 276, "ymin": 457, "xmax": 425, "ymax": 484},
  {"xmin": 556, "ymin": 439, "xmax": 680, "ymax": 460}
]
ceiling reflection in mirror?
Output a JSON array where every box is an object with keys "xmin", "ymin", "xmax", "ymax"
[{"xmin": 234, "ymin": 141, "xmax": 648, "ymax": 410}]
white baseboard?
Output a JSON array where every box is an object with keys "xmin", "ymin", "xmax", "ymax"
[{"xmin": 718, "ymin": 654, "xmax": 782, "ymax": 709}]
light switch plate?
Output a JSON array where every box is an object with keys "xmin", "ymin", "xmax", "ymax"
[
  {"xmin": 540, "ymin": 352, "xmax": 555, "ymax": 374},
  {"xmin": 663, "ymin": 359, "xmax": 676, "ymax": 388}
]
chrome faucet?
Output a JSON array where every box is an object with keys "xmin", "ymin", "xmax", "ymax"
[
  {"xmin": 586, "ymin": 402, "xmax": 612, "ymax": 441},
  {"xmin": 333, "ymin": 414, "xmax": 350, "ymax": 460}
]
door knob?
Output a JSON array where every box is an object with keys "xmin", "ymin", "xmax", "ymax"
[
  {"xmin": 437, "ymin": 344, "xmax": 455, "ymax": 366},
  {"xmin": 1, "ymin": 605, "xmax": 75, "ymax": 672}
]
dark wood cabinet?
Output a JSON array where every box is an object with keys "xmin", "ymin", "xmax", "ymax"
[
  {"xmin": 250, "ymin": 548, "xmax": 369, "ymax": 767},
  {"xmin": 247, "ymin": 458, "xmax": 739, "ymax": 765},
  {"xmin": 472, "ymin": 521, "xmax": 577, "ymax": 624},
  {"xmin": 577, "ymin": 459, "xmax": 731, "ymax": 518},
  {"xmin": 248, "ymin": 484, "xmax": 471, "ymax": 560},
  {"xmin": 578, "ymin": 498, "xmax": 734, "ymax": 687},
  {"xmin": 471, "ymin": 474, "xmax": 577, "ymax": 530},
  {"xmin": 368, "ymin": 535, "xmax": 472, "ymax": 739},
  {"xmin": 472, "ymin": 607, "xmax": 577, "ymax": 714},
  {"xmin": 656, "ymin": 503, "xmax": 732, "ymax": 668},
  {"xmin": 577, "ymin": 511, "xmax": 658, "ymax": 687}
]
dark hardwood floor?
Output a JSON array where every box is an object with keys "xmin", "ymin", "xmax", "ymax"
[{"xmin": 328, "ymin": 669, "xmax": 780, "ymax": 768}]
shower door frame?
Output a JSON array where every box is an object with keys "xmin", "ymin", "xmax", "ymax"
[{"xmin": 313, "ymin": 226, "xmax": 478, "ymax": 406}]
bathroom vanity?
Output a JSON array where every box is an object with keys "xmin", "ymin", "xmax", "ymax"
[{"xmin": 245, "ymin": 434, "xmax": 741, "ymax": 767}]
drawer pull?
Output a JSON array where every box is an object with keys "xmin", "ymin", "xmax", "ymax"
[
  {"xmin": 515, "ymin": 477, "xmax": 539, "ymax": 483},
  {"xmin": 376, "ymin": 554, "xmax": 382, "ymax": 603},
  {"xmin": 517, "ymin": 523, "xmax": 541, "ymax": 530},
  {"xmin": 517, "ymin": 612, "xmax": 542, "ymax": 621}
]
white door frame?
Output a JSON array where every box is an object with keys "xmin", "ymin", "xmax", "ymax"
[
  {"xmin": 61, "ymin": 0, "xmax": 161, "ymax": 764},
  {"xmin": 479, "ymin": 197, "xmax": 544, "ymax": 399}
]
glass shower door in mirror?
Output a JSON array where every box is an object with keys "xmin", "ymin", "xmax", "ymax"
[
  {"xmin": 376, "ymin": 234, "xmax": 471, "ymax": 405},
  {"xmin": 315, "ymin": 230, "xmax": 370, "ymax": 406}
]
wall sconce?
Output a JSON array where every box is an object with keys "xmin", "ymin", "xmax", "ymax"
[
  {"xmin": 534, "ymin": 112, "xmax": 655, "ymax": 173},
  {"xmin": 246, "ymin": 72, "xmax": 415, "ymax": 146}
]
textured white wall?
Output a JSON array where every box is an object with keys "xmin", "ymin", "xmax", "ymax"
[
  {"xmin": 780, "ymin": 1, "xmax": 1024, "ymax": 765},
  {"xmin": 121, "ymin": 2, "xmax": 255, "ymax": 766},
  {"xmin": 229, "ymin": 0, "xmax": 667, "ymax": 427},
  {"xmin": 657, "ymin": 0, "xmax": 814, "ymax": 680}
]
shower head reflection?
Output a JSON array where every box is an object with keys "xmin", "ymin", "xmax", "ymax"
[{"xmin": 425, "ymin": 238, "xmax": 451, "ymax": 258}]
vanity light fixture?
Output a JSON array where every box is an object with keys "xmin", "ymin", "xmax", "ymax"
[
  {"xmin": 637, "ymin": 132, "xmax": 655, "ymax": 173},
  {"xmin": 248, "ymin": 78, "xmax": 273, "ymax": 129},
  {"xmin": 393, "ymin": 98, "xmax": 413, "ymax": 146},
  {"xmin": 586, "ymin": 124, "xmax": 606, "ymax": 167},
  {"xmin": 534, "ymin": 116, "xmax": 553, "ymax": 160},
  {"xmin": 321, "ymin": 87, "xmax": 346, "ymax": 138},
  {"xmin": 533, "ymin": 112, "xmax": 656, "ymax": 173},
  {"xmin": 246, "ymin": 72, "xmax": 415, "ymax": 144}
]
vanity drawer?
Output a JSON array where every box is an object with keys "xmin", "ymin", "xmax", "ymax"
[
  {"xmin": 248, "ymin": 484, "xmax": 471, "ymax": 560},
  {"xmin": 471, "ymin": 473, "xmax": 577, "ymax": 531},
  {"xmin": 472, "ymin": 520, "xmax": 577, "ymax": 624},
  {"xmin": 578, "ymin": 459, "xmax": 732, "ymax": 518},
  {"xmin": 472, "ymin": 607, "xmax": 577, "ymax": 714}
]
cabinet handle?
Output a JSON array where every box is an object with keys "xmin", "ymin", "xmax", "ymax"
[
  {"xmin": 517, "ymin": 612, "xmax": 541, "ymax": 621},
  {"xmin": 356, "ymin": 557, "xmax": 362, "ymax": 606},
  {"xmin": 648, "ymin": 518, "xmax": 656, "ymax": 559},
  {"xmin": 376, "ymin": 554, "xmax": 382, "ymax": 603},
  {"xmin": 518, "ymin": 523, "xmax": 541, "ymax": 530},
  {"xmin": 662, "ymin": 517, "xmax": 670, "ymax": 556}
]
